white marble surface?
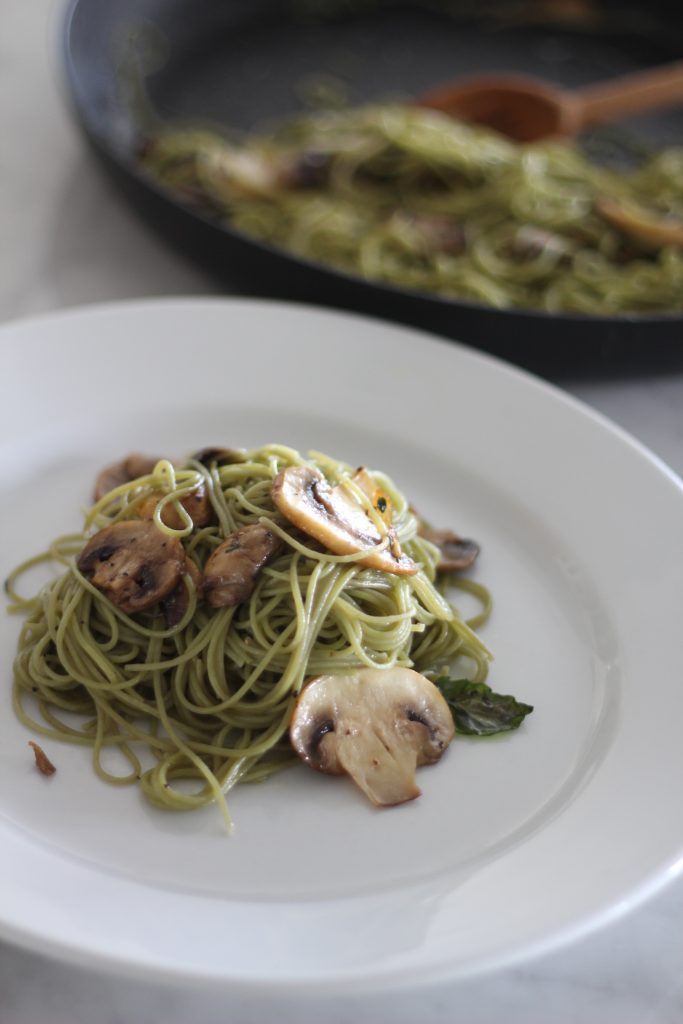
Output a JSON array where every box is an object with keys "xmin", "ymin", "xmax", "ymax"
[{"xmin": 2, "ymin": 2, "xmax": 683, "ymax": 1021}]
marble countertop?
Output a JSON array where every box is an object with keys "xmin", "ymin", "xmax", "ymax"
[{"xmin": 2, "ymin": 2, "xmax": 683, "ymax": 1021}]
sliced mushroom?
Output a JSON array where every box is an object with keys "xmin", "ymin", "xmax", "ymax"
[
  {"xmin": 94, "ymin": 453, "xmax": 161, "ymax": 502},
  {"xmin": 202, "ymin": 523, "xmax": 283, "ymax": 608},
  {"xmin": 509, "ymin": 225, "xmax": 575, "ymax": 263},
  {"xmin": 279, "ymin": 150, "xmax": 333, "ymax": 189},
  {"xmin": 161, "ymin": 556, "xmax": 202, "ymax": 628},
  {"xmin": 271, "ymin": 466, "xmax": 416, "ymax": 575},
  {"xmin": 595, "ymin": 196, "xmax": 683, "ymax": 251},
  {"xmin": 200, "ymin": 146, "xmax": 283, "ymax": 199},
  {"xmin": 418, "ymin": 523, "xmax": 480, "ymax": 572},
  {"xmin": 77, "ymin": 520, "xmax": 186, "ymax": 614},
  {"xmin": 201, "ymin": 144, "xmax": 333, "ymax": 199},
  {"xmin": 289, "ymin": 668, "xmax": 455, "ymax": 806},
  {"xmin": 138, "ymin": 485, "xmax": 213, "ymax": 530},
  {"xmin": 189, "ymin": 447, "xmax": 245, "ymax": 467}
]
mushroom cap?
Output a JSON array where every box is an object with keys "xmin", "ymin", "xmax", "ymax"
[
  {"xmin": 77, "ymin": 520, "xmax": 186, "ymax": 614},
  {"xmin": 94, "ymin": 453, "xmax": 161, "ymax": 502},
  {"xmin": 271, "ymin": 465, "xmax": 416, "ymax": 576},
  {"xmin": 189, "ymin": 447, "xmax": 246, "ymax": 467},
  {"xmin": 202, "ymin": 523, "xmax": 283, "ymax": 608},
  {"xmin": 200, "ymin": 146, "xmax": 282, "ymax": 199},
  {"xmin": 289, "ymin": 668, "xmax": 455, "ymax": 806},
  {"xmin": 418, "ymin": 524, "xmax": 480, "ymax": 573},
  {"xmin": 510, "ymin": 225, "xmax": 574, "ymax": 263},
  {"xmin": 137, "ymin": 485, "xmax": 213, "ymax": 530},
  {"xmin": 596, "ymin": 196, "xmax": 683, "ymax": 250}
]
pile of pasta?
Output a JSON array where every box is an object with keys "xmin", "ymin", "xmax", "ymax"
[
  {"xmin": 142, "ymin": 104, "xmax": 683, "ymax": 314},
  {"xmin": 7, "ymin": 444, "xmax": 490, "ymax": 825}
]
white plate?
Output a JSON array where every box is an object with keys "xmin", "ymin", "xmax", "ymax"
[{"xmin": 1, "ymin": 298, "xmax": 682, "ymax": 994}]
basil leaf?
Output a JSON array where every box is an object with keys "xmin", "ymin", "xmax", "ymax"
[{"xmin": 435, "ymin": 677, "xmax": 533, "ymax": 736}]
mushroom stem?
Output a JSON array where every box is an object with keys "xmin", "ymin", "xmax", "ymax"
[{"xmin": 336, "ymin": 725, "xmax": 421, "ymax": 806}]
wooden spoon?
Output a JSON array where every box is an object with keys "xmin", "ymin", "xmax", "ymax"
[{"xmin": 419, "ymin": 61, "xmax": 683, "ymax": 142}]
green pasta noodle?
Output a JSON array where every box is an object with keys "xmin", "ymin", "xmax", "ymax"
[
  {"xmin": 140, "ymin": 104, "xmax": 683, "ymax": 314},
  {"xmin": 6, "ymin": 444, "xmax": 491, "ymax": 827}
]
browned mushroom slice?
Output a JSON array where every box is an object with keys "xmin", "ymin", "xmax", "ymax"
[
  {"xmin": 202, "ymin": 523, "xmax": 283, "ymax": 608},
  {"xmin": 595, "ymin": 196, "xmax": 683, "ymax": 251},
  {"xmin": 418, "ymin": 523, "xmax": 480, "ymax": 573},
  {"xmin": 94, "ymin": 453, "xmax": 161, "ymax": 502},
  {"xmin": 289, "ymin": 668, "xmax": 455, "ymax": 806},
  {"xmin": 77, "ymin": 520, "xmax": 186, "ymax": 614},
  {"xmin": 271, "ymin": 466, "xmax": 416, "ymax": 576},
  {"xmin": 161, "ymin": 556, "xmax": 202, "ymax": 628},
  {"xmin": 138, "ymin": 485, "xmax": 213, "ymax": 530},
  {"xmin": 189, "ymin": 447, "xmax": 246, "ymax": 467}
]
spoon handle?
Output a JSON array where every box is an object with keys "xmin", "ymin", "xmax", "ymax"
[{"xmin": 576, "ymin": 60, "xmax": 683, "ymax": 128}]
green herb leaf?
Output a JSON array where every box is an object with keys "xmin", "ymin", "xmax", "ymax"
[{"xmin": 435, "ymin": 677, "xmax": 533, "ymax": 736}]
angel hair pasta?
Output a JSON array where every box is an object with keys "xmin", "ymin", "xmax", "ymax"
[
  {"xmin": 6, "ymin": 444, "xmax": 491, "ymax": 826},
  {"xmin": 140, "ymin": 104, "xmax": 683, "ymax": 315}
]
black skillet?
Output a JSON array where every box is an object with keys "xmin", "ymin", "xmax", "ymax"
[{"xmin": 62, "ymin": 0, "xmax": 683, "ymax": 375}]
